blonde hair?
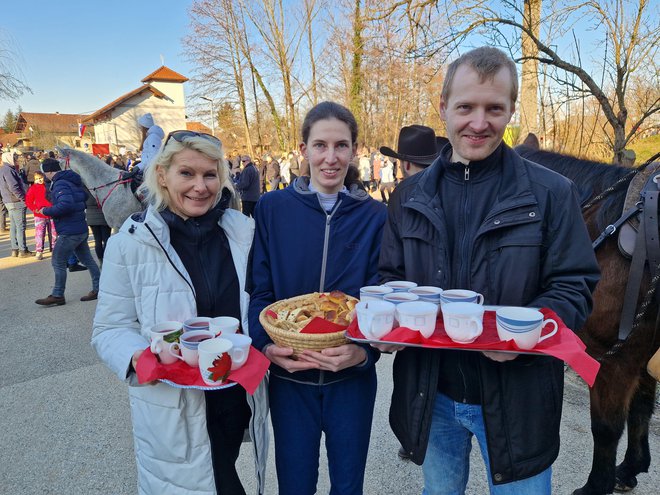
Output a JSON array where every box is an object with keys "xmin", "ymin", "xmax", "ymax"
[
  {"xmin": 139, "ymin": 134, "xmax": 239, "ymax": 212},
  {"xmin": 442, "ymin": 47, "xmax": 518, "ymax": 105}
]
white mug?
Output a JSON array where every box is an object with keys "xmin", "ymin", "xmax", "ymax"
[
  {"xmin": 168, "ymin": 330, "xmax": 214, "ymax": 367},
  {"xmin": 220, "ymin": 333, "xmax": 252, "ymax": 370},
  {"xmin": 383, "ymin": 280, "xmax": 418, "ymax": 292},
  {"xmin": 210, "ymin": 316, "xmax": 240, "ymax": 336},
  {"xmin": 496, "ymin": 307, "xmax": 558, "ymax": 350},
  {"xmin": 441, "ymin": 302, "xmax": 485, "ymax": 343},
  {"xmin": 359, "ymin": 285, "xmax": 394, "ymax": 302},
  {"xmin": 440, "ymin": 289, "xmax": 484, "ymax": 306},
  {"xmin": 355, "ymin": 300, "xmax": 395, "ymax": 340},
  {"xmin": 149, "ymin": 321, "xmax": 184, "ymax": 365},
  {"xmin": 198, "ymin": 338, "xmax": 234, "ymax": 386},
  {"xmin": 395, "ymin": 301, "xmax": 438, "ymax": 338}
]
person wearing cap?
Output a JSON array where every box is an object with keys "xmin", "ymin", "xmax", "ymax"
[
  {"xmin": 35, "ymin": 158, "xmax": 100, "ymax": 306},
  {"xmin": 379, "ymin": 124, "xmax": 447, "ymax": 179},
  {"xmin": 136, "ymin": 113, "xmax": 165, "ymax": 172},
  {"xmin": 0, "ymin": 150, "xmax": 34, "ymax": 257}
]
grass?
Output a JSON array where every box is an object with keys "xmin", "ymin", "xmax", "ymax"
[{"xmin": 630, "ymin": 134, "xmax": 660, "ymax": 165}]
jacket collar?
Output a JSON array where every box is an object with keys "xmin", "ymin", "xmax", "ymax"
[
  {"xmin": 412, "ymin": 143, "xmax": 537, "ymax": 210},
  {"xmin": 120, "ymin": 205, "xmax": 253, "ymax": 251}
]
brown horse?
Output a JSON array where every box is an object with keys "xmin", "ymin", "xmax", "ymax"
[{"xmin": 516, "ymin": 143, "xmax": 659, "ymax": 495}]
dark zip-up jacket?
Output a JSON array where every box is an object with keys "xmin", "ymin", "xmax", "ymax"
[
  {"xmin": 248, "ymin": 176, "xmax": 387, "ymax": 385},
  {"xmin": 42, "ymin": 170, "xmax": 88, "ymax": 235},
  {"xmin": 379, "ymin": 144, "xmax": 600, "ymax": 484}
]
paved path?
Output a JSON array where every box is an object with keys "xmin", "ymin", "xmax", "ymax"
[{"xmin": 1, "ymin": 216, "xmax": 659, "ymax": 494}]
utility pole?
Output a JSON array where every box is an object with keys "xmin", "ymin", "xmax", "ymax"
[{"xmin": 200, "ymin": 96, "xmax": 215, "ymax": 136}]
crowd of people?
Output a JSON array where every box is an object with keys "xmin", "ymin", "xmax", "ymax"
[{"xmin": 2, "ymin": 47, "xmax": 601, "ymax": 495}]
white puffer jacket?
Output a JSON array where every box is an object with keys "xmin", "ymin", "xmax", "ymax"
[{"xmin": 92, "ymin": 206, "xmax": 268, "ymax": 495}]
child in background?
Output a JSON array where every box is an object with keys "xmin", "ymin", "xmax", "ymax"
[{"xmin": 25, "ymin": 171, "xmax": 57, "ymax": 260}]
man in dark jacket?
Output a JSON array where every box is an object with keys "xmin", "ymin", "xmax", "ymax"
[
  {"xmin": 35, "ymin": 159, "xmax": 100, "ymax": 306},
  {"xmin": 378, "ymin": 47, "xmax": 600, "ymax": 494},
  {"xmin": 235, "ymin": 155, "xmax": 260, "ymax": 217},
  {"xmin": 0, "ymin": 150, "xmax": 33, "ymax": 257}
]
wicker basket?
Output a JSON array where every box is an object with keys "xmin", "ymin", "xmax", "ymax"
[{"xmin": 259, "ymin": 293, "xmax": 355, "ymax": 355}]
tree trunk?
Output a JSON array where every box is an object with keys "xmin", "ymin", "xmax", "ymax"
[{"xmin": 520, "ymin": 0, "xmax": 541, "ymax": 143}]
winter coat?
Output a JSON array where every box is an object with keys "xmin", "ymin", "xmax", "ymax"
[
  {"xmin": 24, "ymin": 158, "xmax": 41, "ymax": 183},
  {"xmin": 138, "ymin": 125, "xmax": 165, "ymax": 171},
  {"xmin": 0, "ymin": 162, "xmax": 26, "ymax": 204},
  {"xmin": 235, "ymin": 162, "xmax": 260, "ymax": 202},
  {"xmin": 248, "ymin": 177, "xmax": 387, "ymax": 384},
  {"xmin": 42, "ymin": 170, "xmax": 88, "ymax": 235},
  {"xmin": 25, "ymin": 183, "xmax": 53, "ymax": 218},
  {"xmin": 379, "ymin": 144, "xmax": 600, "ymax": 483},
  {"xmin": 92, "ymin": 206, "xmax": 269, "ymax": 495}
]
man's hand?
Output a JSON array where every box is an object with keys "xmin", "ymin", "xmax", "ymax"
[
  {"xmin": 264, "ymin": 344, "xmax": 320, "ymax": 373},
  {"xmin": 482, "ymin": 351, "xmax": 519, "ymax": 362},
  {"xmin": 298, "ymin": 344, "xmax": 367, "ymax": 372},
  {"xmin": 371, "ymin": 343, "xmax": 405, "ymax": 353}
]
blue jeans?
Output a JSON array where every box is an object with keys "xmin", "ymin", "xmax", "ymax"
[
  {"xmin": 51, "ymin": 232, "xmax": 100, "ymax": 297},
  {"xmin": 6, "ymin": 201, "xmax": 27, "ymax": 250},
  {"xmin": 422, "ymin": 393, "xmax": 552, "ymax": 495},
  {"xmin": 269, "ymin": 369, "xmax": 377, "ymax": 495}
]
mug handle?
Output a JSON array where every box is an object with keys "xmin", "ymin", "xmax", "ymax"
[
  {"xmin": 538, "ymin": 319, "xmax": 558, "ymax": 343},
  {"xmin": 476, "ymin": 293, "xmax": 485, "ymax": 305},
  {"xmin": 168, "ymin": 342, "xmax": 185, "ymax": 360},
  {"xmin": 470, "ymin": 316, "xmax": 483, "ymax": 333},
  {"xmin": 150, "ymin": 336, "xmax": 163, "ymax": 354},
  {"xmin": 232, "ymin": 347, "xmax": 247, "ymax": 364}
]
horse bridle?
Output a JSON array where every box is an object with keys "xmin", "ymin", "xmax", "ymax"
[{"xmin": 64, "ymin": 153, "xmax": 133, "ymax": 210}]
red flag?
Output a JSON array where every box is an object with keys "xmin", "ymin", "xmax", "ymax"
[{"xmin": 78, "ymin": 123, "xmax": 86, "ymax": 138}]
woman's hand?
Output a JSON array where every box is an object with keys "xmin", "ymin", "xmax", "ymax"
[
  {"xmin": 131, "ymin": 349, "xmax": 144, "ymax": 369},
  {"xmin": 264, "ymin": 344, "xmax": 320, "ymax": 373},
  {"xmin": 298, "ymin": 344, "xmax": 367, "ymax": 372},
  {"xmin": 131, "ymin": 349, "xmax": 157, "ymax": 385}
]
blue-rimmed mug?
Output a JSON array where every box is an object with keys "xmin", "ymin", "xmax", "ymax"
[
  {"xmin": 440, "ymin": 289, "xmax": 484, "ymax": 306},
  {"xmin": 409, "ymin": 286, "xmax": 443, "ymax": 305},
  {"xmin": 496, "ymin": 307, "xmax": 558, "ymax": 350},
  {"xmin": 383, "ymin": 280, "xmax": 418, "ymax": 292},
  {"xmin": 359, "ymin": 285, "xmax": 394, "ymax": 302}
]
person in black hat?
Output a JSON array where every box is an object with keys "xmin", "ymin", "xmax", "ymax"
[
  {"xmin": 35, "ymin": 158, "xmax": 100, "ymax": 306},
  {"xmin": 380, "ymin": 124, "xmax": 448, "ymax": 179}
]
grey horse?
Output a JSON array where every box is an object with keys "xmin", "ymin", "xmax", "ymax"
[{"xmin": 57, "ymin": 147, "xmax": 142, "ymax": 230}]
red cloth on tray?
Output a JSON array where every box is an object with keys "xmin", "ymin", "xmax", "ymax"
[
  {"xmin": 300, "ymin": 316, "xmax": 348, "ymax": 334},
  {"xmin": 347, "ymin": 308, "xmax": 600, "ymax": 387},
  {"xmin": 135, "ymin": 345, "xmax": 270, "ymax": 395}
]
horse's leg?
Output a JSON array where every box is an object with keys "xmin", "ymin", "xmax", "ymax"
[
  {"xmin": 573, "ymin": 362, "xmax": 637, "ymax": 495},
  {"xmin": 615, "ymin": 373, "xmax": 656, "ymax": 492}
]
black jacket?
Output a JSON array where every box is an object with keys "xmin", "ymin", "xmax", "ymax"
[
  {"xmin": 379, "ymin": 144, "xmax": 600, "ymax": 483},
  {"xmin": 236, "ymin": 162, "xmax": 260, "ymax": 202}
]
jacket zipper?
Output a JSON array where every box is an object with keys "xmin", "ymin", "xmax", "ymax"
[
  {"xmin": 317, "ymin": 197, "xmax": 342, "ymax": 386},
  {"xmin": 318, "ymin": 198, "xmax": 342, "ymax": 292},
  {"xmin": 144, "ymin": 223, "xmax": 196, "ymax": 297}
]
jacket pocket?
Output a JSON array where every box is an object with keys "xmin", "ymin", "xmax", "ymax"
[
  {"xmin": 129, "ymin": 385, "xmax": 206, "ymax": 464},
  {"xmin": 487, "ymin": 232, "xmax": 543, "ymax": 304}
]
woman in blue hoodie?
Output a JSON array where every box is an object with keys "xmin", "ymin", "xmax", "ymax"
[{"xmin": 248, "ymin": 101, "xmax": 387, "ymax": 495}]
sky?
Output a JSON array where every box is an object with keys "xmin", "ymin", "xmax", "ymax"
[{"xmin": 1, "ymin": 0, "xmax": 196, "ymax": 120}]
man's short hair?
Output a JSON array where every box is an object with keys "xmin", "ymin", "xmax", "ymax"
[{"xmin": 441, "ymin": 47, "xmax": 518, "ymax": 104}]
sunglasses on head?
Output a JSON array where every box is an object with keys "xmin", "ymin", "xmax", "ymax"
[{"xmin": 164, "ymin": 130, "xmax": 221, "ymax": 148}]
